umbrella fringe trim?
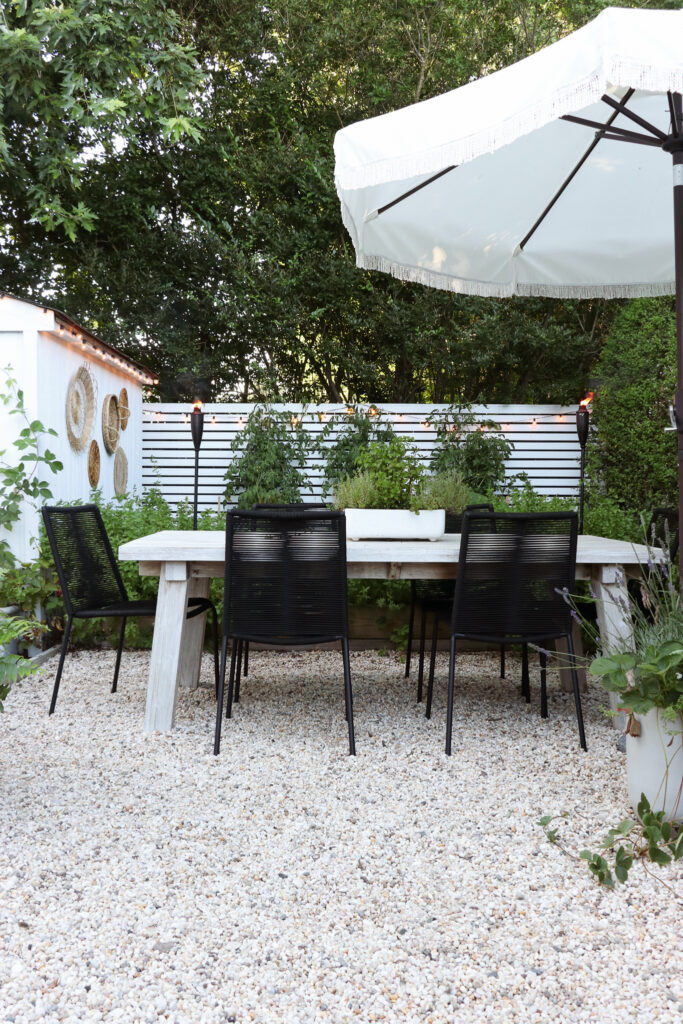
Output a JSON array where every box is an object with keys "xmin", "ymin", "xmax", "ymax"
[
  {"xmin": 357, "ymin": 253, "xmax": 675, "ymax": 300},
  {"xmin": 335, "ymin": 67, "xmax": 683, "ymax": 191}
]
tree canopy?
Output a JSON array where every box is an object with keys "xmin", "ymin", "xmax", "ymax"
[{"xmin": 0, "ymin": 0, "xmax": 668, "ymax": 403}]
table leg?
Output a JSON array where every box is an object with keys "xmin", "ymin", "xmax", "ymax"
[
  {"xmin": 592, "ymin": 565, "xmax": 633, "ymax": 732},
  {"xmin": 144, "ymin": 561, "xmax": 190, "ymax": 733},
  {"xmin": 178, "ymin": 577, "xmax": 210, "ymax": 689}
]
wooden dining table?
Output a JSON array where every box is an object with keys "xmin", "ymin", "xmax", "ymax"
[{"xmin": 118, "ymin": 529, "xmax": 655, "ymax": 733}]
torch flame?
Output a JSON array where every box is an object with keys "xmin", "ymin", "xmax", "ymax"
[
  {"xmin": 579, "ymin": 392, "xmax": 594, "ymax": 408},
  {"xmin": 193, "ymin": 400, "xmax": 202, "ymax": 412}
]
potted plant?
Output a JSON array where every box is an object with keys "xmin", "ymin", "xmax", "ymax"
[
  {"xmin": 334, "ymin": 435, "xmax": 445, "ymax": 541},
  {"xmin": 588, "ymin": 562, "xmax": 683, "ymax": 822}
]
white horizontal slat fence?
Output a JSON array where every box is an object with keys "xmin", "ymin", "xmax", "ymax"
[{"xmin": 142, "ymin": 403, "xmax": 582, "ymax": 511}]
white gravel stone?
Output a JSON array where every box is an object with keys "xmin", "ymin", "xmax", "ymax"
[{"xmin": 1, "ymin": 647, "xmax": 682, "ymax": 1023}]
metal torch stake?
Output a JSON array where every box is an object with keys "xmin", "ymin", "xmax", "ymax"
[
  {"xmin": 191, "ymin": 408, "xmax": 204, "ymax": 530},
  {"xmin": 576, "ymin": 405, "xmax": 589, "ymax": 534}
]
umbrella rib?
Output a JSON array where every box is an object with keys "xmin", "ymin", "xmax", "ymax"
[
  {"xmin": 519, "ymin": 88, "xmax": 635, "ymax": 252},
  {"xmin": 600, "ymin": 92, "xmax": 667, "ymax": 140},
  {"xmin": 668, "ymin": 91, "xmax": 682, "ymax": 136},
  {"xmin": 560, "ymin": 113, "xmax": 658, "ymax": 146},
  {"xmin": 371, "ymin": 165, "xmax": 456, "ymax": 220}
]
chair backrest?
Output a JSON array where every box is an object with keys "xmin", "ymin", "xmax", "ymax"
[
  {"xmin": 42, "ymin": 505, "xmax": 126, "ymax": 616},
  {"xmin": 444, "ymin": 502, "xmax": 494, "ymax": 534},
  {"xmin": 224, "ymin": 508, "xmax": 348, "ymax": 643},
  {"xmin": 452, "ymin": 510, "xmax": 578, "ymax": 642}
]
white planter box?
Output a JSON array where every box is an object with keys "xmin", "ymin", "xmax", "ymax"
[
  {"xmin": 345, "ymin": 508, "xmax": 445, "ymax": 541},
  {"xmin": 627, "ymin": 708, "xmax": 683, "ymax": 822}
]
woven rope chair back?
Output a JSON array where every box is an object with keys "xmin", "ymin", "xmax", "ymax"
[
  {"xmin": 42, "ymin": 505, "xmax": 126, "ymax": 616},
  {"xmin": 452, "ymin": 510, "xmax": 578, "ymax": 642},
  {"xmin": 416, "ymin": 503, "xmax": 494, "ymax": 604},
  {"xmin": 224, "ymin": 508, "xmax": 348, "ymax": 643}
]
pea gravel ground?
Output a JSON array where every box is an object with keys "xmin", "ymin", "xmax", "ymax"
[{"xmin": 1, "ymin": 647, "xmax": 682, "ymax": 1024}]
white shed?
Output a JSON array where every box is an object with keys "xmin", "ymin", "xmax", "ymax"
[{"xmin": 0, "ymin": 293, "xmax": 156, "ymax": 562}]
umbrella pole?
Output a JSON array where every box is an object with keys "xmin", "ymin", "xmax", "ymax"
[{"xmin": 673, "ymin": 139, "xmax": 683, "ymax": 584}]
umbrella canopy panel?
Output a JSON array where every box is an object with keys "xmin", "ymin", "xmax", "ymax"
[{"xmin": 334, "ymin": 7, "xmax": 683, "ymax": 299}]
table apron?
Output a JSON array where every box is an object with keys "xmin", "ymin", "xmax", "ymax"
[{"xmin": 137, "ymin": 560, "xmax": 640, "ymax": 582}]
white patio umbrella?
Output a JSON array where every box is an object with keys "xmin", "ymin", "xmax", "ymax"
[{"xmin": 334, "ymin": 5, "xmax": 683, "ymax": 565}]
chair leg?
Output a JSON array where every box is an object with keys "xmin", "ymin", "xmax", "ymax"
[
  {"xmin": 214, "ymin": 634, "xmax": 231, "ymax": 755},
  {"xmin": 521, "ymin": 643, "xmax": 530, "ymax": 703},
  {"xmin": 500, "ymin": 644, "xmax": 506, "ymax": 678},
  {"xmin": 405, "ymin": 581, "xmax": 416, "ymax": 677},
  {"xmin": 111, "ymin": 617, "xmax": 127, "ymax": 693},
  {"xmin": 445, "ymin": 635, "xmax": 457, "ymax": 756},
  {"xmin": 243, "ymin": 640, "xmax": 249, "ymax": 678},
  {"xmin": 211, "ymin": 608, "xmax": 219, "ymax": 698},
  {"xmin": 566, "ymin": 631, "xmax": 587, "ymax": 752},
  {"xmin": 540, "ymin": 650, "xmax": 548, "ymax": 719},
  {"xmin": 225, "ymin": 641, "xmax": 239, "ymax": 721},
  {"xmin": 416, "ymin": 605, "xmax": 427, "ymax": 703},
  {"xmin": 232, "ymin": 639, "xmax": 244, "ymax": 707},
  {"xmin": 49, "ymin": 615, "xmax": 73, "ymax": 715},
  {"xmin": 425, "ymin": 611, "xmax": 440, "ymax": 720},
  {"xmin": 341, "ymin": 638, "xmax": 355, "ymax": 755}
]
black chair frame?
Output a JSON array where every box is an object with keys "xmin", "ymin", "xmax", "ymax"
[
  {"xmin": 427, "ymin": 509, "xmax": 586, "ymax": 756},
  {"xmin": 214, "ymin": 507, "xmax": 354, "ymax": 755},
  {"xmin": 42, "ymin": 504, "xmax": 219, "ymax": 713}
]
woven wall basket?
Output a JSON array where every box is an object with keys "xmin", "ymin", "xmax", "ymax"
[
  {"xmin": 113, "ymin": 448, "xmax": 128, "ymax": 496},
  {"xmin": 119, "ymin": 387, "xmax": 130, "ymax": 430},
  {"xmin": 87, "ymin": 440, "xmax": 100, "ymax": 488},
  {"xmin": 102, "ymin": 394, "xmax": 120, "ymax": 454},
  {"xmin": 65, "ymin": 366, "xmax": 95, "ymax": 452}
]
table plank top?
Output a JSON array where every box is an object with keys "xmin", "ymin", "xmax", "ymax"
[{"xmin": 119, "ymin": 529, "xmax": 657, "ymax": 566}]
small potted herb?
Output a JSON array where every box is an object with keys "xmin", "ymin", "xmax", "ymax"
[{"xmin": 334, "ymin": 435, "xmax": 445, "ymax": 540}]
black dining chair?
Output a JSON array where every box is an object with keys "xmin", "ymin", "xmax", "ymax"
[
  {"xmin": 233, "ymin": 502, "xmax": 330, "ymax": 691},
  {"xmin": 214, "ymin": 507, "xmax": 355, "ymax": 755},
  {"xmin": 405, "ymin": 504, "xmax": 516, "ymax": 700},
  {"xmin": 42, "ymin": 504, "xmax": 219, "ymax": 714},
  {"xmin": 425, "ymin": 509, "xmax": 585, "ymax": 755}
]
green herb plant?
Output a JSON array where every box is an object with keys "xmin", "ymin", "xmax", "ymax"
[
  {"xmin": 335, "ymin": 435, "xmax": 424, "ymax": 510},
  {"xmin": 318, "ymin": 406, "xmax": 393, "ymax": 498},
  {"xmin": 224, "ymin": 406, "xmax": 311, "ymax": 509},
  {"xmin": 430, "ymin": 405, "xmax": 511, "ymax": 494}
]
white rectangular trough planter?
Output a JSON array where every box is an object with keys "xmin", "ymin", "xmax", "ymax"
[{"xmin": 345, "ymin": 508, "xmax": 445, "ymax": 541}]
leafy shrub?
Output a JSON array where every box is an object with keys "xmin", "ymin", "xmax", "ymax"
[
  {"xmin": 494, "ymin": 476, "xmax": 574, "ymax": 514},
  {"xmin": 431, "ymin": 406, "xmax": 511, "ymax": 494},
  {"xmin": 319, "ymin": 407, "xmax": 393, "ymax": 497},
  {"xmin": 0, "ymin": 613, "xmax": 46, "ymax": 711},
  {"xmin": 587, "ymin": 298, "xmax": 677, "ymax": 512},
  {"xmin": 583, "ymin": 495, "xmax": 642, "ymax": 543},
  {"xmin": 223, "ymin": 406, "xmax": 311, "ymax": 508}
]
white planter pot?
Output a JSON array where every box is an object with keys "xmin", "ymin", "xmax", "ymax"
[
  {"xmin": 626, "ymin": 708, "xmax": 683, "ymax": 822},
  {"xmin": 345, "ymin": 508, "xmax": 445, "ymax": 541}
]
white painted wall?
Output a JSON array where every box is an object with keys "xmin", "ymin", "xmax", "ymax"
[{"xmin": 0, "ymin": 295, "xmax": 144, "ymax": 563}]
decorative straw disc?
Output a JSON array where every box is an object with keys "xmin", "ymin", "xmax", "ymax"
[
  {"xmin": 113, "ymin": 447, "xmax": 128, "ymax": 495},
  {"xmin": 87, "ymin": 439, "xmax": 100, "ymax": 488},
  {"xmin": 65, "ymin": 366, "xmax": 95, "ymax": 452},
  {"xmin": 102, "ymin": 393, "xmax": 120, "ymax": 454},
  {"xmin": 118, "ymin": 387, "xmax": 130, "ymax": 430}
]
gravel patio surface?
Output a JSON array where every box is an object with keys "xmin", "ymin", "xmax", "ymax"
[{"xmin": 1, "ymin": 647, "xmax": 682, "ymax": 1024}]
